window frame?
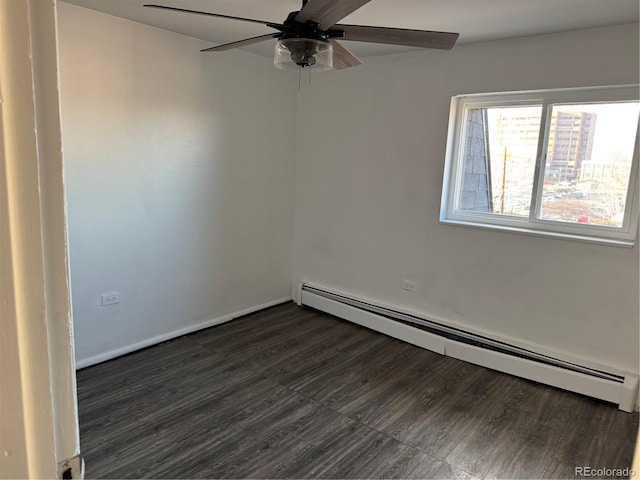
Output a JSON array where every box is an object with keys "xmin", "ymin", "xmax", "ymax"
[{"xmin": 440, "ymin": 85, "xmax": 640, "ymax": 246}]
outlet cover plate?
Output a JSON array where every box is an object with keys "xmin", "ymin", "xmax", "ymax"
[{"xmin": 101, "ymin": 292, "xmax": 120, "ymax": 306}]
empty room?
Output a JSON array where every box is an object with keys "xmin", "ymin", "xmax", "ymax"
[{"xmin": 1, "ymin": 0, "xmax": 639, "ymax": 478}]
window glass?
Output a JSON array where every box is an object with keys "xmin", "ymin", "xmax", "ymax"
[
  {"xmin": 539, "ymin": 102, "xmax": 640, "ymax": 227},
  {"xmin": 459, "ymin": 106, "xmax": 542, "ymax": 217}
]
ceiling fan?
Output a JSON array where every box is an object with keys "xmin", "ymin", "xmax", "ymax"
[{"xmin": 144, "ymin": 0, "xmax": 459, "ymax": 71}]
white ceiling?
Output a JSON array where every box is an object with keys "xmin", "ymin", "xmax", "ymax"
[{"xmin": 62, "ymin": 0, "xmax": 639, "ymax": 59}]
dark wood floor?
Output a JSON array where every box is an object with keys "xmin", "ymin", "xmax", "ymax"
[{"xmin": 77, "ymin": 302, "xmax": 638, "ymax": 479}]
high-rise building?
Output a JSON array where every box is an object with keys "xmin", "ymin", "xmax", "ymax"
[{"xmin": 546, "ymin": 111, "xmax": 597, "ymax": 181}]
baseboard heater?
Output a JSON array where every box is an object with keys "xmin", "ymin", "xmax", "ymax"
[{"xmin": 297, "ymin": 283, "xmax": 638, "ymax": 412}]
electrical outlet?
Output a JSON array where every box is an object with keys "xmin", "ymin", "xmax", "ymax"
[
  {"xmin": 101, "ymin": 292, "xmax": 120, "ymax": 306},
  {"xmin": 402, "ymin": 279, "xmax": 417, "ymax": 292}
]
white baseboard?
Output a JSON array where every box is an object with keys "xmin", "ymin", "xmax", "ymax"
[
  {"xmin": 75, "ymin": 297, "xmax": 292, "ymax": 369},
  {"xmin": 299, "ymin": 283, "xmax": 639, "ymax": 413}
]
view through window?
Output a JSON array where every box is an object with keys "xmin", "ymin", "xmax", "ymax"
[{"xmin": 539, "ymin": 103, "xmax": 638, "ymax": 227}]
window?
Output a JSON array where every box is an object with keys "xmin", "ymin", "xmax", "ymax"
[{"xmin": 440, "ymin": 86, "xmax": 640, "ymax": 245}]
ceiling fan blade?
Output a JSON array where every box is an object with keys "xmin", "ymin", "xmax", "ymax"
[
  {"xmin": 294, "ymin": 0, "xmax": 372, "ymax": 31},
  {"xmin": 336, "ymin": 24, "xmax": 459, "ymax": 50},
  {"xmin": 144, "ymin": 4, "xmax": 279, "ymax": 27},
  {"xmin": 201, "ymin": 33, "xmax": 281, "ymax": 52},
  {"xmin": 330, "ymin": 40, "xmax": 363, "ymax": 70}
]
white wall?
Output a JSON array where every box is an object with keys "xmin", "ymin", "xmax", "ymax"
[
  {"xmin": 293, "ymin": 24, "xmax": 640, "ymax": 375},
  {"xmin": 59, "ymin": 4, "xmax": 639, "ymax": 377},
  {"xmin": 58, "ymin": 3, "xmax": 297, "ymax": 367}
]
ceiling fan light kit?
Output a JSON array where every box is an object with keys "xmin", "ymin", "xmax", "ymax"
[
  {"xmin": 274, "ymin": 38, "xmax": 333, "ymax": 71},
  {"xmin": 144, "ymin": 0, "xmax": 459, "ymax": 71}
]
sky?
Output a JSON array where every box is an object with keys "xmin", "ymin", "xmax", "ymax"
[{"xmin": 561, "ymin": 102, "xmax": 639, "ymax": 163}]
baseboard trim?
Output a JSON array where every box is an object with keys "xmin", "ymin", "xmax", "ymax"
[{"xmin": 75, "ymin": 296, "xmax": 292, "ymax": 369}]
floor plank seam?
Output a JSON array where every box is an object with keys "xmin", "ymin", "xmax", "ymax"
[
  {"xmin": 192, "ymin": 331, "xmax": 454, "ymax": 477},
  {"xmin": 234, "ymin": 352, "xmax": 474, "ymax": 477}
]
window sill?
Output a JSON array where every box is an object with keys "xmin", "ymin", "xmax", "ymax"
[{"xmin": 440, "ymin": 217, "xmax": 636, "ymax": 247}]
